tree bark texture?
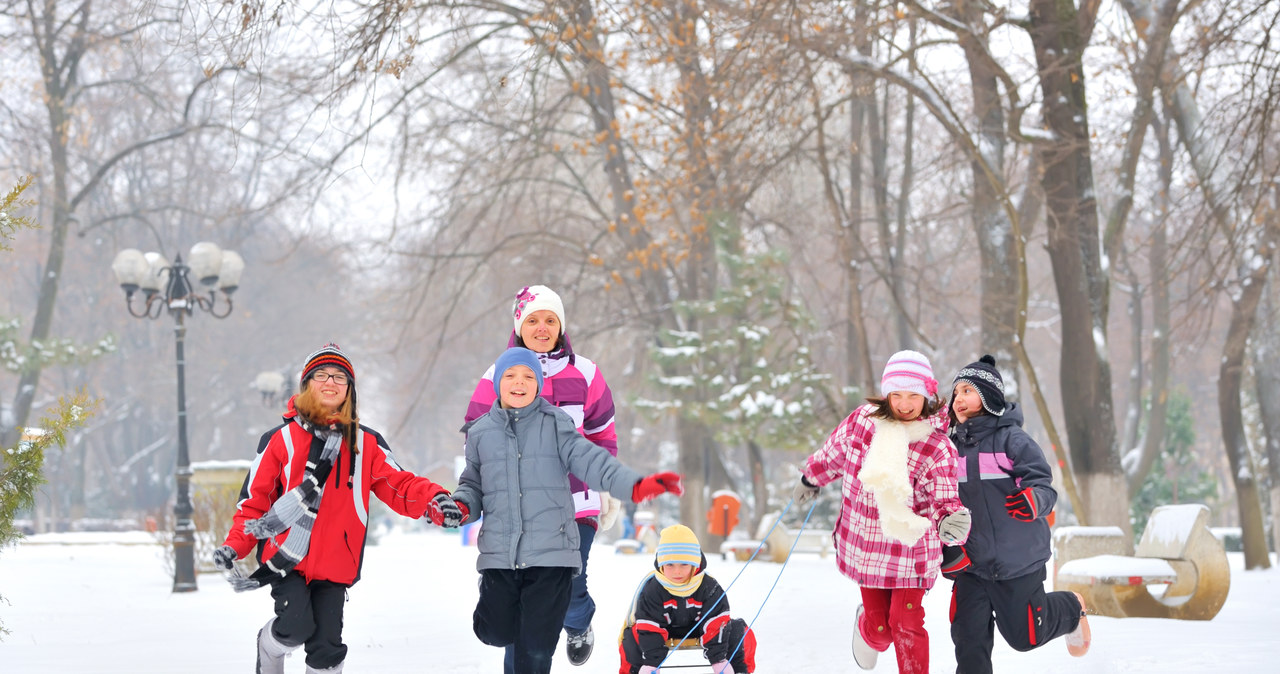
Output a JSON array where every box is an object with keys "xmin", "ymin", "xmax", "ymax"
[
  {"xmin": 1216, "ymin": 220, "xmax": 1277, "ymax": 569},
  {"xmin": 1028, "ymin": 0, "xmax": 1128, "ymax": 531}
]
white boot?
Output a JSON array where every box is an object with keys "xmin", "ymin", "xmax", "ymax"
[
  {"xmin": 306, "ymin": 663, "xmax": 344, "ymax": 673},
  {"xmin": 852, "ymin": 605, "xmax": 879, "ymax": 670},
  {"xmin": 256, "ymin": 618, "xmax": 296, "ymax": 674}
]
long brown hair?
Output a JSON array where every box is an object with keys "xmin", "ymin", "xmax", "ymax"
[
  {"xmin": 295, "ymin": 381, "xmax": 360, "ymax": 452},
  {"xmin": 865, "ymin": 393, "xmax": 946, "ymax": 422}
]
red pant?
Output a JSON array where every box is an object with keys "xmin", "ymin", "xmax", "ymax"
[{"xmin": 859, "ymin": 587, "xmax": 928, "ymax": 674}]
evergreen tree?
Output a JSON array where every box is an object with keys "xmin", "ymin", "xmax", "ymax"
[
  {"xmin": 638, "ymin": 218, "xmax": 840, "ymax": 526},
  {"xmin": 1, "ymin": 178, "xmax": 100, "ymax": 638},
  {"xmin": 1130, "ymin": 389, "xmax": 1218, "ymax": 536}
]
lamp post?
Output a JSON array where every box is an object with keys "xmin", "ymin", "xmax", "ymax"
[{"xmin": 111, "ymin": 242, "xmax": 244, "ymax": 593}]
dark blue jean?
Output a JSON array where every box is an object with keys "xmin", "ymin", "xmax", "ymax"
[{"xmin": 562, "ymin": 520, "xmax": 597, "ymax": 633}]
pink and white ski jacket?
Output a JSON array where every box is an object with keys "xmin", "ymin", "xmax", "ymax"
[
  {"xmin": 803, "ymin": 403, "xmax": 965, "ymax": 589},
  {"xmin": 464, "ymin": 338, "xmax": 617, "ymax": 520}
]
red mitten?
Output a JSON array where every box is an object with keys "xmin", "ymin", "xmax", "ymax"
[
  {"xmin": 632, "ymin": 471, "xmax": 684, "ymax": 502},
  {"xmin": 1005, "ymin": 487, "xmax": 1039, "ymax": 522}
]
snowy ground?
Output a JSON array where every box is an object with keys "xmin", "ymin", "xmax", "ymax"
[{"xmin": 2, "ymin": 528, "xmax": 1277, "ymax": 673}]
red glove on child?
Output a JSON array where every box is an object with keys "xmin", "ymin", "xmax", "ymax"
[
  {"xmin": 1005, "ymin": 487, "xmax": 1039, "ymax": 522},
  {"xmin": 632, "ymin": 471, "xmax": 684, "ymax": 502},
  {"xmin": 427, "ymin": 493, "xmax": 466, "ymax": 528}
]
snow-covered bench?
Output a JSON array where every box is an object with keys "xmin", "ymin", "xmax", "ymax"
[
  {"xmin": 1054, "ymin": 503, "xmax": 1230, "ymax": 620},
  {"xmin": 719, "ymin": 511, "xmax": 832, "ymax": 563}
]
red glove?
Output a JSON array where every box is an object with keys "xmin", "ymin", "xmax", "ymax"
[
  {"xmin": 632, "ymin": 472, "xmax": 684, "ymax": 502},
  {"xmin": 427, "ymin": 493, "xmax": 465, "ymax": 528},
  {"xmin": 1005, "ymin": 487, "xmax": 1039, "ymax": 522}
]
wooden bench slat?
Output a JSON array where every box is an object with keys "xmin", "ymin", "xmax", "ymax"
[{"xmin": 1056, "ymin": 553, "xmax": 1178, "ymax": 585}]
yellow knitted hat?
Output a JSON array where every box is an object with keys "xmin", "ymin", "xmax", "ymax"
[{"xmin": 655, "ymin": 524, "xmax": 702, "ymax": 567}]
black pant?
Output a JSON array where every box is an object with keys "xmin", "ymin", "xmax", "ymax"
[
  {"xmin": 950, "ymin": 566, "xmax": 1083, "ymax": 674},
  {"xmin": 619, "ymin": 618, "xmax": 756, "ymax": 673},
  {"xmin": 269, "ymin": 572, "xmax": 348, "ymax": 669},
  {"xmin": 475, "ymin": 566, "xmax": 574, "ymax": 674},
  {"xmin": 503, "ymin": 523, "xmax": 598, "ymax": 671}
]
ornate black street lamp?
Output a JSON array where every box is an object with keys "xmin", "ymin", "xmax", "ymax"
[{"xmin": 111, "ymin": 242, "xmax": 244, "ymax": 593}]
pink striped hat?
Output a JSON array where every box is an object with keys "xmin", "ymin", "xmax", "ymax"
[{"xmin": 880, "ymin": 350, "xmax": 938, "ymax": 398}]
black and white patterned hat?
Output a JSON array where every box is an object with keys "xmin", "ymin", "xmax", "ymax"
[{"xmin": 952, "ymin": 354, "xmax": 1006, "ymax": 416}]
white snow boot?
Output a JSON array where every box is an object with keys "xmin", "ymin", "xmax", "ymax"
[
  {"xmin": 256, "ymin": 618, "xmax": 296, "ymax": 674},
  {"xmin": 1065, "ymin": 592, "xmax": 1092, "ymax": 657},
  {"xmin": 306, "ymin": 663, "xmax": 344, "ymax": 674},
  {"xmin": 852, "ymin": 605, "xmax": 879, "ymax": 670}
]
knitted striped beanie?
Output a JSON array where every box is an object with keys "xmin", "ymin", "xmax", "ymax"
[
  {"xmin": 953, "ymin": 354, "xmax": 1007, "ymax": 416},
  {"xmin": 300, "ymin": 343, "xmax": 355, "ymax": 387},
  {"xmin": 654, "ymin": 524, "xmax": 702, "ymax": 567},
  {"xmin": 880, "ymin": 349, "xmax": 938, "ymax": 398}
]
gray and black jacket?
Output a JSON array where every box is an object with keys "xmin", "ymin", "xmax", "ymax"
[
  {"xmin": 453, "ymin": 397, "xmax": 643, "ymax": 572},
  {"xmin": 949, "ymin": 403, "xmax": 1058, "ymax": 581}
]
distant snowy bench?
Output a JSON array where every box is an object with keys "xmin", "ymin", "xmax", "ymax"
[
  {"xmin": 720, "ymin": 511, "xmax": 832, "ymax": 563},
  {"xmin": 1053, "ymin": 503, "xmax": 1230, "ymax": 620}
]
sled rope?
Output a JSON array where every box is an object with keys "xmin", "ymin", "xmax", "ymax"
[
  {"xmin": 727, "ymin": 497, "xmax": 819, "ymax": 665},
  {"xmin": 654, "ymin": 495, "xmax": 817, "ymax": 670}
]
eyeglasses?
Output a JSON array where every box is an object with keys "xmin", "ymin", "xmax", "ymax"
[{"xmin": 311, "ymin": 372, "xmax": 349, "ymax": 385}]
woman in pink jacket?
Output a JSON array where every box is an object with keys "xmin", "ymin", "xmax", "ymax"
[
  {"xmin": 463, "ymin": 285, "xmax": 620, "ymax": 668},
  {"xmin": 792, "ymin": 350, "xmax": 971, "ymax": 674}
]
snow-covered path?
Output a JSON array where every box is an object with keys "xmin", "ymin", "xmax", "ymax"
[{"xmin": 1, "ymin": 528, "xmax": 1276, "ymax": 672}]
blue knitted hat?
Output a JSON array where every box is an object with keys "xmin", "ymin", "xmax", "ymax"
[{"xmin": 493, "ymin": 347, "xmax": 543, "ymax": 396}]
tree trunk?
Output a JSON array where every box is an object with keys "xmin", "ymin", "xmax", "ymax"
[
  {"xmin": 957, "ymin": 0, "xmax": 1019, "ymax": 383},
  {"xmin": 1, "ymin": 7, "xmax": 79, "ymax": 448},
  {"xmin": 869, "ymin": 34, "xmax": 912, "ymax": 350},
  {"xmin": 1127, "ymin": 118, "xmax": 1174, "ymax": 493},
  {"xmin": 746, "ymin": 439, "xmax": 768, "ymax": 534},
  {"xmin": 1217, "ymin": 214, "xmax": 1278, "ymax": 569},
  {"xmin": 1028, "ymin": 0, "xmax": 1129, "ymax": 531},
  {"xmin": 843, "ymin": 5, "xmax": 876, "ymax": 394},
  {"xmin": 1253, "ymin": 282, "xmax": 1280, "ymax": 555}
]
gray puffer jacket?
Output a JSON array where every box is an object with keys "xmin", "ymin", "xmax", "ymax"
[
  {"xmin": 950, "ymin": 403, "xmax": 1058, "ymax": 581},
  {"xmin": 453, "ymin": 397, "xmax": 643, "ymax": 572}
]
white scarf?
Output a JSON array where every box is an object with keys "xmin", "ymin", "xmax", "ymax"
[{"xmin": 858, "ymin": 417, "xmax": 933, "ymax": 545}]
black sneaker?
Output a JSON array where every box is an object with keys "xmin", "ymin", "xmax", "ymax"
[{"xmin": 565, "ymin": 625, "xmax": 594, "ymax": 666}]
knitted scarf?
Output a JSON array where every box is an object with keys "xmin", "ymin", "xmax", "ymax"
[
  {"xmin": 652, "ymin": 568, "xmax": 705, "ymax": 598},
  {"xmin": 227, "ymin": 420, "xmax": 343, "ymax": 592}
]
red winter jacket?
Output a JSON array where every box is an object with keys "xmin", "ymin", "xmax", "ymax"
[{"xmin": 223, "ymin": 398, "xmax": 447, "ymax": 585}]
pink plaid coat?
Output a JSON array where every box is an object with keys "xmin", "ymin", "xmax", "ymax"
[{"xmin": 804, "ymin": 404, "xmax": 964, "ymax": 589}]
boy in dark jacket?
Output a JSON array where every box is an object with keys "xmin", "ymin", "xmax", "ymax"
[
  {"xmin": 452, "ymin": 347, "xmax": 683, "ymax": 674},
  {"xmin": 619, "ymin": 524, "xmax": 756, "ymax": 674},
  {"xmin": 945, "ymin": 355, "xmax": 1091, "ymax": 673}
]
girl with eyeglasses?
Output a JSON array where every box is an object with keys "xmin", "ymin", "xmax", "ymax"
[{"xmin": 213, "ymin": 343, "xmax": 465, "ymax": 674}]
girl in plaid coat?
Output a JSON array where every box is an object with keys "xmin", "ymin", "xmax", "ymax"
[{"xmin": 792, "ymin": 350, "xmax": 972, "ymax": 674}]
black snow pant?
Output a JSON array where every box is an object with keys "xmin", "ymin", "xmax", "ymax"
[
  {"xmin": 474, "ymin": 566, "xmax": 574, "ymax": 674},
  {"xmin": 269, "ymin": 571, "xmax": 349, "ymax": 670},
  {"xmin": 950, "ymin": 565, "xmax": 1083, "ymax": 674},
  {"xmin": 619, "ymin": 618, "xmax": 757, "ymax": 673}
]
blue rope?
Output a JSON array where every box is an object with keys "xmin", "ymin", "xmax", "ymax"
[
  {"xmin": 726, "ymin": 498, "xmax": 819, "ymax": 665},
  {"xmin": 652, "ymin": 496, "xmax": 798, "ymax": 670}
]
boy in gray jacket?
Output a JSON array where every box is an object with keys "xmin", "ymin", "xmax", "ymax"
[
  {"xmin": 452, "ymin": 347, "xmax": 683, "ymax": 674},
  {"xmin": 945, "ymin": 355, "xmax": 1091, "ymax": 673}
]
